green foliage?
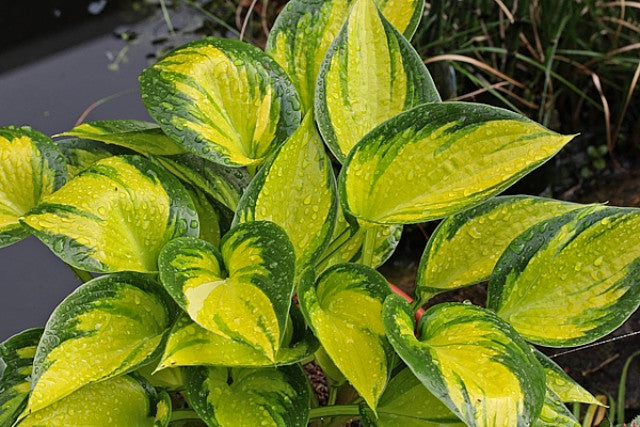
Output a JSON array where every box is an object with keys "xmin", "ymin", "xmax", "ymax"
[{"xmin": 2, "ymin": 0, "xmax": 639, "ymax": 425}]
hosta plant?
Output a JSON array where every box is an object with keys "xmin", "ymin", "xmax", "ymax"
[{"xmin": 1, "ymin": 0, "xmax": 639, "ymax": 425}]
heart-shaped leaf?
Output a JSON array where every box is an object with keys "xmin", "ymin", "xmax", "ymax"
[
  {"xmin": 0, "ymin": 126, "xmax": 67, "ymax": 248},
  {"xmin": 21, "ymin": 155, "xmax": 198, "ymax": 273},
  {"xmin": 56, "ymin": 137, "xmax": 131, "ymax": 178},
  {"xmin": 298, "ymin": 264, "xmax": 393, "ymax": 409},
  {"xmin": 359, "ymin": 367, "xmax": 465, "ymax": 426},
  {"xmin": 59, "ymin": 120, "xmax": 186, "ymax": 156},
  {"xmin": 315, "ymin": 0, "xmax": 439, "ymax": 162},
  {"xmin": 155, "ymin": 153, "xmax": 250, "ymax": 212},
  {"xmin": 186, "ymin": 365, "xmax": 309, "ymax": 427},
  {"xmin": 383, "ymin": 295, "xmax": 546, "ymax": 426},
  {"xmin": 533, "ymin": 350, "xmax": 601, "ymax": 406},
  {"xmin": 140, "ymin": 37, "xmax": 301, "ymax": 167},
  {"xmin": 415, "ymin": 196, "xmax": 582, "ymax": 305},
  {"xmin": 533, "ymin": 390, "xmax": 579, "ymax": 427},
  {"xmin": 488, "ymin": 206, "xmax": 640, "ymax": 347},
  {"xmin": 18, "ymin": 374, "xmax": 170, "ymax": 426},
  {"xmin": 157, "ymin": 307, "xmax": 318, "ymax": 369},
  {"xmin": 266, "ymin": 0, "xmax": 425, "ymax": 111},
  {"xmin": 339, "ymin": 102, "xmax": 575, "ymax": 224},
  {"xmin": 235, "ymin": 114, "xmax": 337, "ymax": 274},
  {"xmin": 0, "ymin": 328, "xmax": 43, "ymax": 426},
  {"xmin": 26, "ymin": 273, "xmax": 177, "ymax": 414},
  {"xmin": 159, "ymin": 222, "xmax": 296, "ymax": 361}
]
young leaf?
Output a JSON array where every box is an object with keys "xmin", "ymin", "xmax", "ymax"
[
  {"xmin": 533, "ymin": 390, "xmax": 580, "ymax": 427},
  {"xmin": 415, "ymin": 196, "xmax": 582, "ymax": 305},
  {"xmin": 383, "ymin": 295, "xmax": 546, "ymax": 427},
  {"xmin": 533, "ymin": 350, "xmax": 602, "ymax": 406},
  {"xmin": 56, "ymin": 137, "xmax": 131, "ymax": 178},
  {"xmin": 0, "ymin": 328, "xmax": 43, "ymax": 426},
  {"xmin": 185, "ymin": 186, "xmax": 221, "ymax": 246},
  {"xmin": 266, "ymin": 0, "xmax": 426, "ymax": 112},
  {"xmin": 59, "ymin": 120, "xmax": 186, "ymax": 156},
  {"xmin": 186, "ymin": 365, "xmax": 309, "ymax": 427},
  {"xmin": 136, "ymin": 359, "xmax": 185, "ymax": 392},
  {"xmin": 21, "ymin": 155, "xmax": 198, "ymax": 273},
  {"xmin": 488, "ymin": 206, "xmax": 640, "ymax": 347},
  {"xmin": 155, "ymin": 153, "xmax": 250, "ymax": 212},
  {"xmin": 158, "ymin": 222, "xmax": 296, "ymax": 361},
  {"xmin": 315, "ymin": 0, "xmax": 439, "ymax": 162},
  {"xmin": 0, "ymin": 126, "xmax": 67, "ymax": 248},
  {"xmin": 234, "ymin": 114, "xmax": 337, "ymax": 274},
  {"xmin": 140, "ymin": 37, "xmax": 302, "ymax": 167},
  {"xmin": 157, "ymin": 309, "xmax": 318, "ymax": 369},
  {"xmin": 359, "ymin": 367, "xmax": 465, "ymax": 426},
  {"xmin": 26, "ymin": 273, "xmax": 177, "ymax": 414},
  {"xmin": 298, "ymin": 264, "xmax": 394, "ymax": 409},
  {"xmin": 317, "ymin": 208, "xmax": 401, "ymax": 271},
  {"xmin": 339, "ymin": 102, "xmax": 575, "ymax": 225},
  {"xmin": 19, "ymin": 374, "xmax": 170, "ymax": 426}
]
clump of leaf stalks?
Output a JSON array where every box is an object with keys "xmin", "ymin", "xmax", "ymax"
[{"xmin": 415, "ymin": 0, "xmax": 640, "ymax": 174}]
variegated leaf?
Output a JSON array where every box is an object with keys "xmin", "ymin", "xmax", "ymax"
[
  {"xmin": 298, "ymin": 264, "xmax": 393, "ymax": 409},
  {"xmin": 25, "ymin": 273, "xmax": 177, "ymax": 414},
  {"xmin": 415, "ymin": 196, "xmax": 582, "ymax": 305},
  {"xmin": 0, "ymin": 126, "xmax": 67, "ymax": 248},
  {"xmin": 359, "ymin": 367, "xmax": 465, "ymax": 426},
  {"xmin": 266, "ymin": 0, "xmax": 425, "ymax": 112},
  {"xmin": 383, "ymin": 295, "xmax": 546, "ymax": 426},
  {"xmin": 533, "ymin": 350, "xmax": 601, "ymax": 406},
  {"xmin": 157, "ymin": 306, "xmax": 318, "ymax": 369},
  {"xmin": 488, "ymin": 206, "xmax": 640, "ymax": 347},
  {"xmin": 158, "ymin": 222, "xmax": 295, "ymax": 361},
  {"xmin": 140, "ymin": 37, "xmax": 302, "ymax": 167},
  {"xmin": 234, "ymin": 114, "xmax": 337, "ymax": 274},
  {"xmin": 533, "ymin": 390, "xmax": 579, "ymax": 427},
  {"xmin": 317, "ymin": 207, "xmax": 401, "ymax": 271},
  {"xmin": 155, "ymin": 153, "xmax": 250, "ymax": 212},
  {"xmin": 375, "ymin": 0, "xmax": 424, "ymax": 36},
  {"xmin": 340, "ymin": 102, "xmax": 575, "ymax": 224},
  {"xmin": 22, "ymin": 155, "xmax": 198, "ymax": 273},
  {"xmin": 59, "ymin": 120, "xmax": 186, "ymax": 156},
  {"xmin": 0, "ymin": 328, "xmax": 42, "ymax": 426},
  {"xmin": 18, "ymin": 374, "xmax": 171, "ymax": 426},
  {"xmin": 315, "ymin": 0, "xmax": 439, "ymax": 162},
  {"xmin": 56, "ymin": 137, "xmax": 131, "ymax": 178},
  {"xmin": 186, "ymin": 365, "xmax": 309, "ymax": 427}
]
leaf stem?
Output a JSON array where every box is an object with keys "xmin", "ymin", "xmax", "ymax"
[
  {"xmin": 308, "ymin": 404, "xmax": 360, "ymax": 419},
  {"xmin": 361, "ymin": 226, "xmax": 376, "ymax": 267},
  {"xmin": 328, "ymin": 385, "xmax": 338, "ymax": 406},
  {"xmin": 66, "ymin": 264, "xmax": 93, "ymax": 283},
  {"xmin": 314, "ymin": 226, "xmax": 355, "ymax": 269}
]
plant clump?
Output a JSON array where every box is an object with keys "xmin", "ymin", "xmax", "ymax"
[{"xmin": 1, "ymin": 0, "xmax": 640, "ymax": 425}]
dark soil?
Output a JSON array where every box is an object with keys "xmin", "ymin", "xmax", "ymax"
[{"xmin": 304, "ymin": 361, "xmax": 329, "ymax": 407}]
